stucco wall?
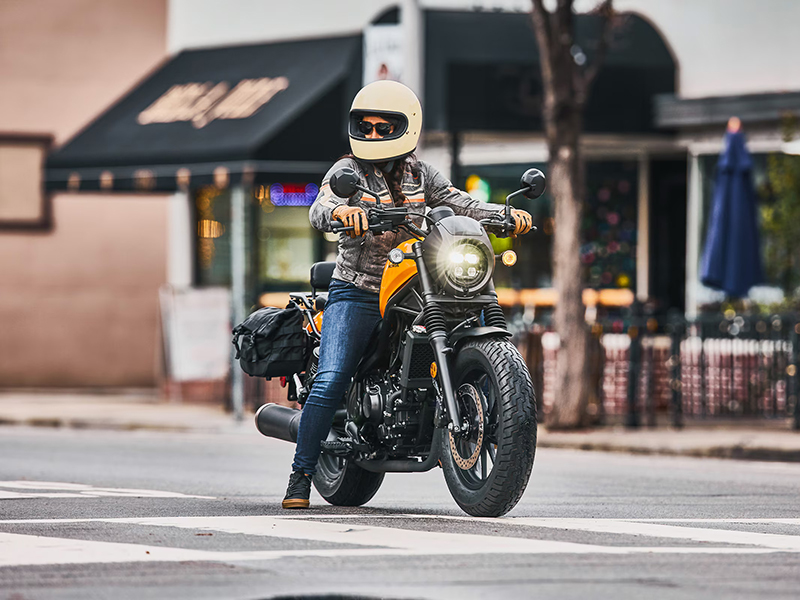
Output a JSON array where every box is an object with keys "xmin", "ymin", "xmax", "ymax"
[
  {"xmin": 0, "ymin": 0, "xmax": 168, "ymax": 388},
  {"xmin": 615, "ymin": 0, "xmax": 800, "ymax": 98},
  {"xmin": 0, "ymin": 0, "xmax": 167, "ymax": 143},
  {"xmin": 0, "ymin": 195, "xmax": 167, "ymax": 387}
]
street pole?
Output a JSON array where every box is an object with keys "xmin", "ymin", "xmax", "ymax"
[
  {"xmin": 401, "ymin": 0, "xmax": 423, "ymax": 100},
  {"xmin": 685, "ymin": 153, "xmax": 702, "ymax": 319},
  {"xmin": 625, "ymin": 301, "xmax": 642, "ymax": 429},
  {"xmin": 230, "ymin": 185, "xmax": 246, "ymax": 421}
]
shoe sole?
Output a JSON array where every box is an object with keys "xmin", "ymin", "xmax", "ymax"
[{"xmin": 282, "ymin": 498, "xmax": 310, "ymax": 509}]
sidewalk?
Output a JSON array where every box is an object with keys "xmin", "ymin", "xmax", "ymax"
[
  {"xmin": 1, "ymin": 392, "xmax": 799, "ymax": 462},
  {"xmin": 0, "ymin": 391, "xmax": 250, "ymax": 434},
  {"xmin": 539, "ymin": 425, "xmax": 800, "ymax": 463}
]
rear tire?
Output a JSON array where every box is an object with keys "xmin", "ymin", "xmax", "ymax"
[
  {"xmin": 441, "ymin": 338, "xmax": 537, "ymax": 517},
  {"xmin": 313, "ymin": 452, "xmax": 384, "ymax": 507}
]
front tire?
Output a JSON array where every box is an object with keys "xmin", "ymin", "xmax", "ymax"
[{"xmin": 441, "ymin": 338, "xmax": 537, "ymax": 517}]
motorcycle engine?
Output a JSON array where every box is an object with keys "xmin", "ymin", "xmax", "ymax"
[
  {"xmin": 347, "ymin": 377, "xmax": 390, "ymax": 424},
  {"xmin": 362, "ymin": 381, "xmax": 387, "ymax": 423}
]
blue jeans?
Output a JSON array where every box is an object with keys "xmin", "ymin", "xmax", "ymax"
[{"xmin": 291, "ymin": 279, "xmax": 382, "ymax": 475}]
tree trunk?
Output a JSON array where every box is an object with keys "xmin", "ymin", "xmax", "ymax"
[
  {"xmin": 530, "ymin": 0, "xmax": 612, "ymax": 429},
  {"xmin": 547, "ymin": 136, "xmax": 590, "ymax": 429}
]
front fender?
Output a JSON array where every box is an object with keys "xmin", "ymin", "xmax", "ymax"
[{"xmin": 448, "ymin": 326, "xmax": 511, "ymax": 349}]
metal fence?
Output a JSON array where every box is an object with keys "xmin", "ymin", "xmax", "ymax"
[
  {"xmin": 512, "ymin": 311, "xmax": 800, "ymax": 430},
  {"xmin": 241, "ymin": 309, "xmax": 800, "ymax": 430}
]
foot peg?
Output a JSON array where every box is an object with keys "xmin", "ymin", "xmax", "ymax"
[{"xmin": 321, "ymin": 439, "xmax": 357, "ymax": 457}]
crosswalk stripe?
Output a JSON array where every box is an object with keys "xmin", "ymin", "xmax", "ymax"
[
  {"xmin": 0, "ymin": 515, "xmax": 798, "ymax": 567},
  {"xmin": 507, "ymin": 518, "xmax": 800, "ymax": 551},
  {"xmin": 0, "ymin": 532, "xmax": 214, "ymax": 567},
  {"xmin": 0, "ymin": 481, "xmax": 214, "ymax": 500}
]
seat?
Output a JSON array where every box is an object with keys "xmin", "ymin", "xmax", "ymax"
[{"xmin": 310, "ymin": 261, "xmax": 336, "ymax": 291}]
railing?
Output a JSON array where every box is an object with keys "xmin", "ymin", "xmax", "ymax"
[
  {"xmin": 511, "ymin": 311, "xmax": 800, "ymax": 430},
  {"xmin": 242, "ymin": 308, "xmax": 800, "ymax": 430}
]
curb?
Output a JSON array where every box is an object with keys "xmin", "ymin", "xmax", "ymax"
[
  {"xmin": 3, "ymin": 414, "xmax": 799, "ymax": 462},
  {"xmin": 537, "ymin": 440, "xmax": 800, "ymax": 463},
  {"xmin": 0, "ymin": 416, "xmax": 240, "ymax": 434}
]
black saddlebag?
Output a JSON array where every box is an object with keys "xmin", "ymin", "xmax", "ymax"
[{"xmin": 232, "ymin": 304, "xmax": 308, "ymax": 378}]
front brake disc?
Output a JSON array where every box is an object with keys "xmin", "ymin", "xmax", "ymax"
[{"xmin": 448, "ymin": 384, "xmax": 485, "ymax": 470}]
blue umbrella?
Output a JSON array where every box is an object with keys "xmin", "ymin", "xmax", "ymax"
[{"xmin": 700, "ymin": 130, "xmax": 764, "ymax": 298}]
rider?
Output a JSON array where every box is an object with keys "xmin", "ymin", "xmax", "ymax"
[{"xmin": 282, "ymin": 80, "xmax": 532, "ymax": 509}]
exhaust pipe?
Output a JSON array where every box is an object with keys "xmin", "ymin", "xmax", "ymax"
[{"xmin": 255, "ymin": 403, "xmax": 302, "ymax": 443}]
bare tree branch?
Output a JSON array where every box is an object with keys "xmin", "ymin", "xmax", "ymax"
[
  {"xmin": 576, "ymin": 0, "xmax": 615, "ymax": 106},
  {"xmin": 530, "ymin": 0, "xmax": 552, "ymax": 72},
  {"xmin": 530, "ymin": 0, "xmax": 556, "ymax": 139}
]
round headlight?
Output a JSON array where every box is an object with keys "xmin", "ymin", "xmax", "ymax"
[{"xmin": 442, "ymin": 240, "xmax": 492, "ymax": 292}]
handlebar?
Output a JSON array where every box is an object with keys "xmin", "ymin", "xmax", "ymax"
[
  {"xmin": 479, "ymin": 214, "xmax": 514, "ymax": 237},
  {"xmin": 331, "ymin": 206, "xmax": 418, "ymax": 236},
  {"xmin": 330, "ymin": 207, "xmax": 534, "ymax": 238},
  {"xmin": 479, "ymin": 214, "xmax": 536, "ymax": 238}
]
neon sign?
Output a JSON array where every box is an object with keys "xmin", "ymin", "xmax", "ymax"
[{"xmin": 258, "ymin": 183, "xmax": 319, "ymax": 206}]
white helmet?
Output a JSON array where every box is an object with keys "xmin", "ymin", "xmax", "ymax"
[{"xmin": 348, "ymin": 80, "xmax": 422, "ymax": 162}]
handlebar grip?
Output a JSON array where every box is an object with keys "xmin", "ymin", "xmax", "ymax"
[{"xmin": 330, "ymin": 221, "xmax": 354, "ymax": 232}]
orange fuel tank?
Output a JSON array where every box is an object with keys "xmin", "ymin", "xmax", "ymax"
[{"xmin": 379, "ymin": 240, "xmax": 418, "ymax": 317}]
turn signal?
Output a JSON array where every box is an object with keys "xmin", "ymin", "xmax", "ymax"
[
  {"xmin": 388, "ymin": 248, "xmax": 405, "ymax": 265},
  {"xmin": 501, "ymin": 250, "xmax": 517, "ymax": 267}
]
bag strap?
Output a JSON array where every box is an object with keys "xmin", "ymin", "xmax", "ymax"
[{"xmin": 231, "ymin": 332, "xmax": 242, "ymax": 359}]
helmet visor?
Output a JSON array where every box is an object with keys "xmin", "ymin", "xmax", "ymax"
[{"xmin": 349, "ymin": 111, "xmax": 408, "ymax": 142}]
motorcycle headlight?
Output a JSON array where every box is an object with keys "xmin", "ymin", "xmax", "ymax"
[{"xmin": 441, "ymin": 240, "xmax": 493, "ymax": 293}]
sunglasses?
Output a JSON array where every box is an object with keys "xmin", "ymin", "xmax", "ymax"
[{"xmin": 358, "ymin": 120, "xmax": 394, "ymax": 136}]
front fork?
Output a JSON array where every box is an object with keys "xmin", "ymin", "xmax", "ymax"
[{"xmin": 411, "ymin": 241, "xmax": 467, "ymax": 434}]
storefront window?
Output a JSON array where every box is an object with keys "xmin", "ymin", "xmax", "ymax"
[
  {"xmin": 195, "ymin": 185, "xmax": 232, "ymax": 287},
  {"xmin": 253, "ymin": 183, "xmax": 334, "ymax": 295},
  {"xmin": 582, "ymin": 161, "xmax": 638, "ymax": 290},
  {"xmin": 256, "ymin": 204, "xmax": 317, "ymax": 290},
  {"xmin": 194, "ymin": 184, "xmax": 332, "ymax": 301},
  {"xmin": 460, "ymin": 160, "xmax": 638, "ymax": 291}
]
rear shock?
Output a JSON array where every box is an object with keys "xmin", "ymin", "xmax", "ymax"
[{"xmin": 483, "ymin": 302, "xmax": 507, "ymax": 329}]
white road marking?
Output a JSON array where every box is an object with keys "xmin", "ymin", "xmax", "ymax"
[
  {"xmin": 109, "ymin": 515, "xmax": 620, "ymax": 554},
  {"xmin": 0, "ymin": 481, "xmax": 214, "ymax": 500},
  {"xmin": 335, "ymin": 515, "xmax": 800, "ymax": 551},
  {"xmin": 0, "ymin": 532, "xmax": 215, "ymax": 567},
  {"xmin": 0, "ymin": 516, "xmax": 799, "ymax": 567},
  {"xmin": 507, "ymin": 518, "xmax": 800, "ymax": 551}
]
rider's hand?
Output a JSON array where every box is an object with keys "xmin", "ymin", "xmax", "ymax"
[
  {"xmin": 332, "ymin": 205, "xmax": 368, "ymax": 238},
  {"xmin": 510, "ymin": 209, "xmax": 533, "ymax": 237}
]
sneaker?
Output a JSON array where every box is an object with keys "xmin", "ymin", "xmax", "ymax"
[{"xmin": 282, "ymin": 470, "xmax": 312, "ymax": 509}]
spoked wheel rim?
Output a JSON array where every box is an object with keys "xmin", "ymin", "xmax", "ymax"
[{"xmin": 448, "ymin": 373, "xmax": 499, "ymax": 490}]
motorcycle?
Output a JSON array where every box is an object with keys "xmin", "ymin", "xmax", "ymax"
[{"xmin": 255, "ymin": 167, "xmax": 545, "ymax": 517}]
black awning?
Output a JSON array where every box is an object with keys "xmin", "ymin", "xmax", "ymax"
[
  {"xmin": 655, "ymin": 91, "xmax": 800, "ymax": 129},
  {"xmin": 424, "ymin": 11, "xmax": 676, "ymax": 134},
  {"xmin": 46, "ymin": 35, "xmax": 361, "ymax": 192}
]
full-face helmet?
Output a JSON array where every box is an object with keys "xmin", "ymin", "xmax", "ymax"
[{"xmin": 348, "ymin": 80, "xmax": 422, "ymax": 162}]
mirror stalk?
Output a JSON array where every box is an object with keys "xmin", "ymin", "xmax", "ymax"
[{"xmin": 355, "ymin": 183, "xmax": 381, "ymax": 202}]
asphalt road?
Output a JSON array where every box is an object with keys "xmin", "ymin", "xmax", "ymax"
[{"xmin": 1, "ymin": 425, "xmax": 799, "ymax": 600}]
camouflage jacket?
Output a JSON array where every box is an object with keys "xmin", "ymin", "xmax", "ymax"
[{"xmin": 309, "ymin": 157, "xmax": 504, "ymax": 293}]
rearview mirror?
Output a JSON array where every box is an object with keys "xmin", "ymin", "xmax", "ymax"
[
  {"xmin": 329, "ymin": 168, "xmax": 359, "ymax": 198},
  {"xmin": 520, "ymin": 168, "xmax": 546, "ymax": 199}
]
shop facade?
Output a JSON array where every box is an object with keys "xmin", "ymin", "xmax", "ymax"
[
  {"xmin": 47, "ymin": 8, "xmax": 684, "ymax": 312},
  {"xmin": 40, "ymin": 1, "xmax": 800, "ymax": 393}
]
